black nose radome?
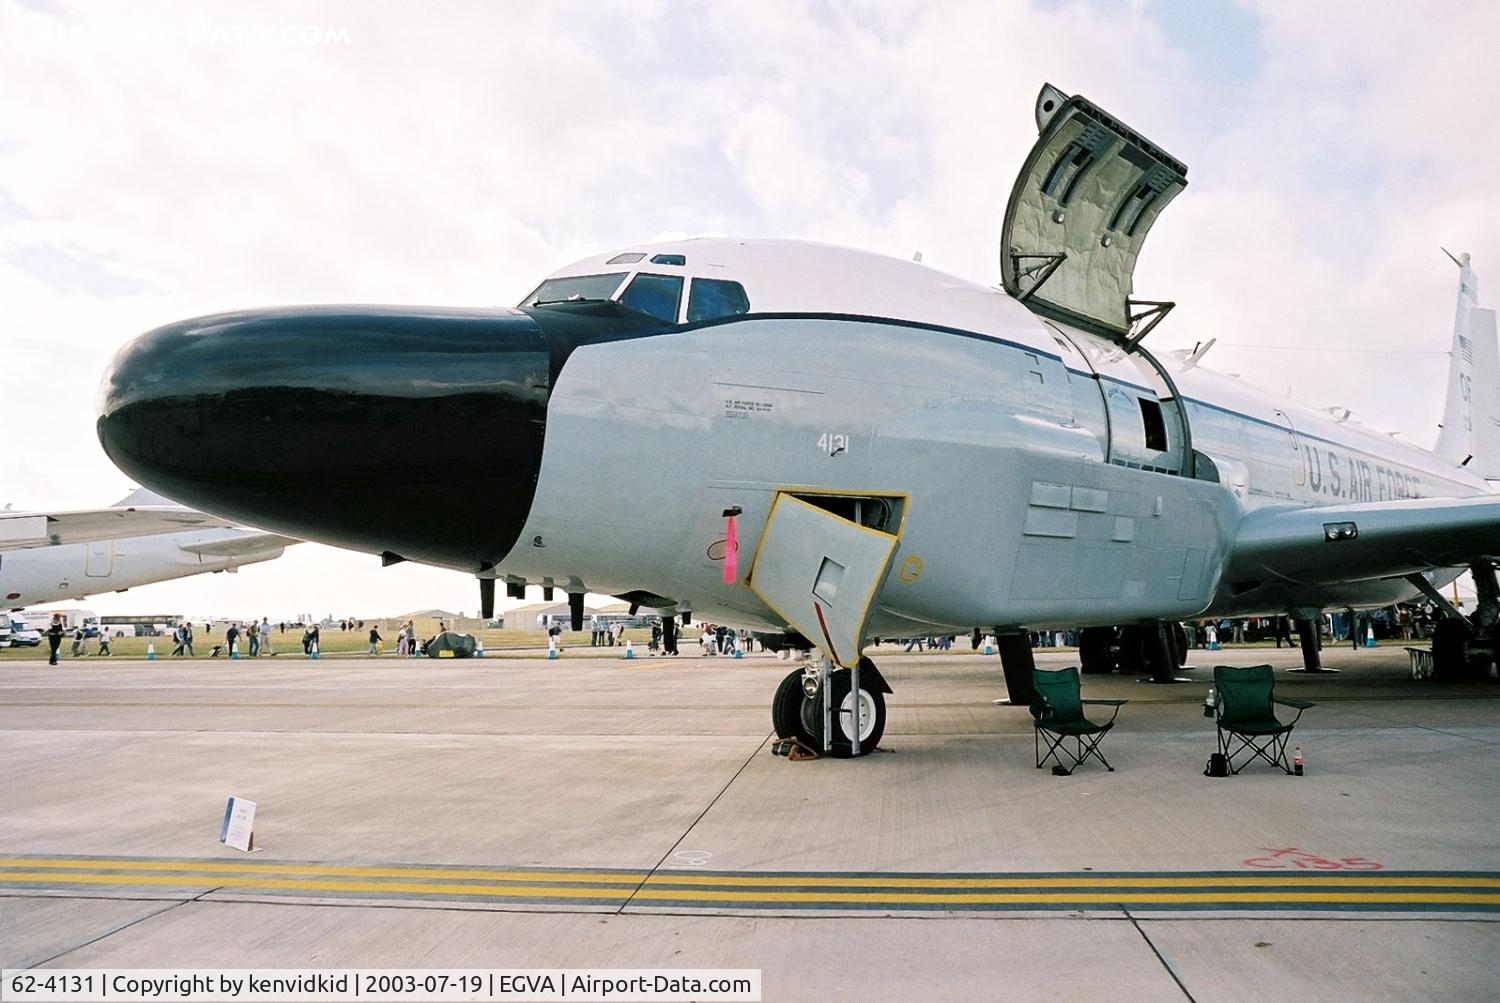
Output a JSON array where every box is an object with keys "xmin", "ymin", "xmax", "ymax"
[{"xmin": 98, "ymin": 305, "xmax": 550, "ymax": 572}]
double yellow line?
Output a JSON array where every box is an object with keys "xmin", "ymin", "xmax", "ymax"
[{"xmin": 2, "ymin": 856, "xmax": 1496, "ymax": 911}]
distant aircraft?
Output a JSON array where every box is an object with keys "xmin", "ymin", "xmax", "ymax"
[
  {"xmin": 97, "ymin": 84, "xmax": 1500, "ymax": 757},
  {"xmin": 1, "ymin": 489, "xmax": 298, "ymax": 609}
]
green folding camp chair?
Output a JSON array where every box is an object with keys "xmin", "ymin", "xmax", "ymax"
[
  {"xmin": 1029, "ymin": 667, "xmax": 1127, "ymax": 774},
  {"xmin": 1212, "ymin": 665, "xmax": 1314, "ymax": 775}
]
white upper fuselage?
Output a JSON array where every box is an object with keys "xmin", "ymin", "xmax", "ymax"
[{"xmin": 536, "ymin": 237, "xmax": 1489, "ymax": 511}]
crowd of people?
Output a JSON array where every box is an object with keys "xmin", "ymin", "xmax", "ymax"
[{"xmin": 31, "ymin": 601, "xmax": 1446, "ymax": 667}]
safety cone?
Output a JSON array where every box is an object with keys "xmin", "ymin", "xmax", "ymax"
[
  {"xmin": 230, "ymin": 643, "xmax": 239, "ymax": 660},
  {"xmin": 982, "ymin": 635, "xmax": 996, "ymax": 656},
  {"xmin": 310, "ymin": 640, "xmax": 320, "ymax": 660},
  {"xmin": 1365, "ymin": 625, "xmax": 1376, "ymax": 648},
  {"xmin": 146, "ymin": 642, "xmax": 155, "ymax": 661},
  {"xmin": 623, "ymin": 640, "xmax": 635, "ymax": 659},
  {"xmin": 547, "ymin": 637, "xmax": 559, "ymax": 660},
  {"xmin": 476, "ymin": 640, "xmax": 485, "ymax": 658},
  {"xmin": 1293, "ymin": 744, "xmax": 1305, "ymax": 776},
  {"xmin": 733, "ymin": 647, "xmax": 743, "ymax": 659}
]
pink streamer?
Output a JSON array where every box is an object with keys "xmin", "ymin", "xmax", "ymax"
[{"xmin": 723, "ymin": 515, "xmax": 738, "ymax": 584}]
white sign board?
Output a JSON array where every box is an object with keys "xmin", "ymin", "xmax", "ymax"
[{"xmin": 219, "ymin": 796, "xmax": 256, "ymax": 852}]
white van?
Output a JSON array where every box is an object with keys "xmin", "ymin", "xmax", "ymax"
[{"xmin": 7, "ymin": 615, "xmax": 43, "ymax": 647}]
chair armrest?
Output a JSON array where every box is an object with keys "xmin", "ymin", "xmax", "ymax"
[
  {"xmin": 1275, "ymin": 697, "xmax": 1315, "ymax": 710},
  {"xmin": 1081, "ymin": 698, "xmax": 1125, "ymax": 725}
]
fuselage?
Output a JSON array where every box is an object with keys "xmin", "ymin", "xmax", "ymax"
[
  {"xmin": 490, "ymin": 239, "xmax": 1485, "ymax": 632},
  {"xmin": 1, "ymin": 528, "xmax": 288, "ymax": 609},
  {"xmin": 96, "ymin": 238, "xmax": 1488, "ymax": 635}
]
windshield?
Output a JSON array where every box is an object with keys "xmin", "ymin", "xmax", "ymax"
[
  {"xmin": 520, "ymin": 272, "xmax": 627, "ymax": 308},
  {"xmin": 618, "ymin": 273, "xmax": 684, "ymax": 323}
]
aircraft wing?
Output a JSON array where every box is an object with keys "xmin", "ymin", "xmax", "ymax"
[
  {"xmin": 178, "ymin": 533, "xmax": 302, "ymax": 558},
  {"xmin": 1228, "ymin": 495, "xmax": 1500, "ymax": 586},
  {"xmin": 0, "ymin": 506, "xmax": 234, "ymax": 553}
]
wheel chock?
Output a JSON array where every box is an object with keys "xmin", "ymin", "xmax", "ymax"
[{"xmin": 771, "ymin": 738, "xmax": 820, "ymax": 760}]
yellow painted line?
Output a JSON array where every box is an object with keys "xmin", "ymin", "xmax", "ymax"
[
  {"xmin": 0, "ymin": 858, "xmax": 1495, "ymax": 889},
  {"xmin": 0, "ymin": 873, "xmax": 631, "ymax": 900},
  {"xmin": 632, "ymin": 889, "xmax": 1500, "ymax": 906},
  {"xmin": 0, "ymin": 858, "xmax": 644, "ymax": 884},
  {"xmin": 0, "ymin": 872, "xmax": 1494, "ymax": 907},
  {"xmin": 646, "ymin": 874, "xmax": 1498, "ymax": 889}
]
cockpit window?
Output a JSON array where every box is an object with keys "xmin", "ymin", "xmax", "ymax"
[
  {"xmin": 606, "ymin": 252, "xmax": 645, "ymax": 264},
  {"xmin": 650, "ymin": 253, "xmax": 686, "ymax": 266},
  {"xmin": 686, "ymin": 278, "xmax": 750, "ymax": 322},
  {"xmin": 618, "ymin": 273, "xmax": 683, "ymax": 323},
  {"xmin": 521, "ymin": 272, "xmax": 627, "ymax": 308}
]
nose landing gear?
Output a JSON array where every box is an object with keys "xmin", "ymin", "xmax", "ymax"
[{"xmin": 770, "ymin": 657, "xmax": 890, "ymax": 758}]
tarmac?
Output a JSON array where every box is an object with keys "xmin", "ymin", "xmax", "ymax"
[{"xmin": 1, "ymin": 642, "xmax": 1496, "ymax": 1000}]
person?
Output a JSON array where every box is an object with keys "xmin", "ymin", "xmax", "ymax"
[
  {"xmin": 183, "ymin": 621, "xmax": 195, "ymax": 656},
  {"xmin": 590, "ymin": 614, "xmax": 602, "ymax": 647},
  {"xmin": 247, "ymin": 620, "xmax": 260, "ymax": 657},
  {"xmin": 405, "ymin": 620, "xmax": 417, "ymax": 656},
  {"xmin": 226, "ymin": 622, "xmax": 240, "ymax": 657},
  {"xmin": 1273, "ymin": 616, "xmax": 1292, "ymax": 649},
  {"xmin": 96, "ymin": 632, "xmax": 112, "ymax": 656},
  {"xmin": 368, "ymin": 624, "xmax": 382, "ymax": 655},
  {"xmin": 46, "ymin": 615, "xmax": 64, "ymax": 665},
  {"xmin": 548, "ymin": 620, "xmax": 563, "ymax": 651},
  {"xmin": 649, "ymin": 620, "xmax": 662, "ymax": 654},
  {"xmin": 903, "ymin": 635, "xmax": 925, "ymax": 652},
  {"xmin": 170, "ymin": 623, "xmax": 185, "ymax": 657},
  {"xmin": 397, "ymin": 625, "xmax": 409, "ymax": 657},
  {"xmin": 260, "ymin": 617, "xmax": 273, "ymax": 656}
]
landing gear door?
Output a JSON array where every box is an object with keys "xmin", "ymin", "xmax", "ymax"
[{"xmin": 747, "ymin": 493, "xmax": 900, "ymax": 669}]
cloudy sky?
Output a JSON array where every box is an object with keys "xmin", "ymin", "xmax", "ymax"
[{"xmin": 1, "ymin": 0, "xmax": 1496, "ymax": 620}]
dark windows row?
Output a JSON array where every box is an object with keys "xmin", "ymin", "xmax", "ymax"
[{"xmin": 520, "ymin": 271, "xmax": 749, "ymax": 325}]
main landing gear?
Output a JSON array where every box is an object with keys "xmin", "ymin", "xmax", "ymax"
[
  {"xmin": 1078, "ymin": 623, "xmax": 1188, "ymax": 683},
  {"xmin": 771, "ymin": 656, "xmax": 890, "ymax": 758},
  {"xmin": 1408, "ymin": 564, "xmax": 1499, "ymax": 682}
]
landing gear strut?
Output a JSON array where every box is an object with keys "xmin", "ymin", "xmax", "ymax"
[
  {"xmin": 1409, "ymin": 567, "xmax": 1498, "ymax": 682},
  {"xmin": 995, "ymin": 630, "xmax": 1036, "ymax": 706}
]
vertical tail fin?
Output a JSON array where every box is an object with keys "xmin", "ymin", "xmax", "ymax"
[{"xmin": 1435, "ymin": 252, "xmax": 1500, "ymax": 477}]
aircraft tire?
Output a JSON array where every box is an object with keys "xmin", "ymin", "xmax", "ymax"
[
  {"xmin": 1079, "ymin": 627, "xmax": 1114, "ymax": 674},
  {"xmin": 1116, "ymin": 625, "xmax": 1148, "ymax": 675},
  {"xmin": 1432, "ymin": 618, "xmax": 1480, "ymax": 682},
  {"xmin": 772, "ymin": 668, "xmax": 815, "ymax": 743},
  {"xmin": 799, "ymin": 665, "xmax": 886, "ymax": 757}
]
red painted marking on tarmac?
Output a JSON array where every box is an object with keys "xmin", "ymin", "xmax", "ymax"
[{"xmin": 1243, "ymin": 848, "xmax": 1384, "ymax": 870}]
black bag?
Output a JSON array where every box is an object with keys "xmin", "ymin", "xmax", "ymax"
[{"xmin": 1204, "ymin": 752, "xmax": 1228, "ymax": 777}]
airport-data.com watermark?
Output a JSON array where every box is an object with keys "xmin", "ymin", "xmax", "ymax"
[{"xmin": 30, "ymin": 22, "xmax": 353, "ymax": 48}]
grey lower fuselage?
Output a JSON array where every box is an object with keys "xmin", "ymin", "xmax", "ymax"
[{"xmin": 494, "ymin": 309, "xmax": 1485, "ymax": 634}]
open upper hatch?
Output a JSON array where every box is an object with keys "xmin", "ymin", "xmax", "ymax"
[{"xmin": 1001, "ymin": 83, "xmax": 1187, "ymax": 342}]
